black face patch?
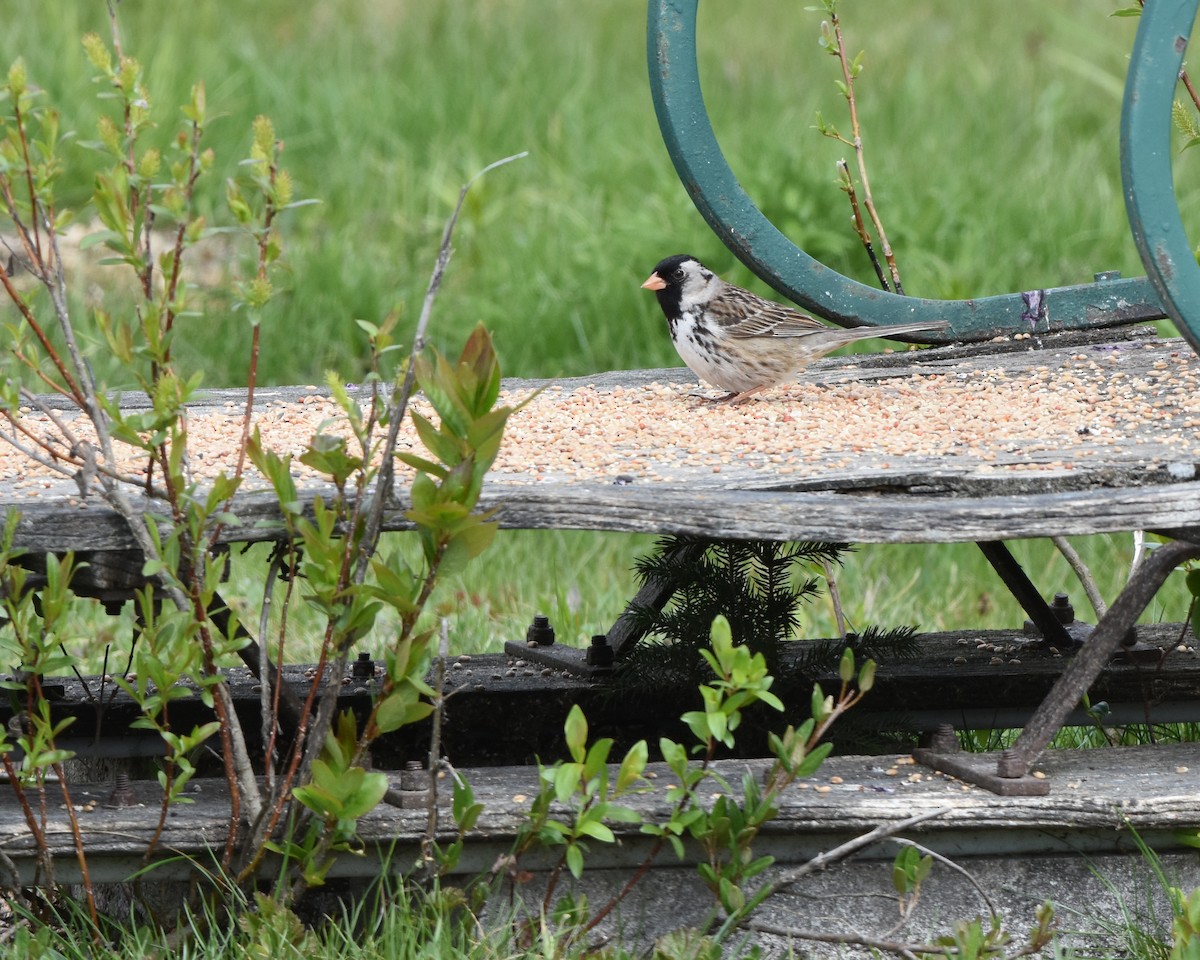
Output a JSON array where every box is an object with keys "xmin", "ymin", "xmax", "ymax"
[{"xmin": 647, "ymin": 254, "xmax": 700, "ymax": 321}]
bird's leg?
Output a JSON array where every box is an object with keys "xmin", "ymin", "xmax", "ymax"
[{"xmin": 721, "ymin": 385, "xmax": 773, "ymax": 404}]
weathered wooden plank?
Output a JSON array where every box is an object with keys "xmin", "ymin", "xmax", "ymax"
[
  {"xmin": 4, "ymin": 742, "xmax": 1197, "ymax": 883},
  {"xmin": 7, "ymin": 478, "xmax": 1200, "ymax": 552},
  {"xmin": 3, "ymin": 331, "xmax": 1200, "ymax": 550}
]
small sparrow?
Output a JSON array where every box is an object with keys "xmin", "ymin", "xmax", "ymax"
[{"xmin": 642, "ymin": 254, "xmax": 949, "ymax": 403}]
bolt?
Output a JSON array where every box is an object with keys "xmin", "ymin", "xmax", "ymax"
[
  {"xmin": 1050, "ymin": 593, "xmax": 1074, "ymax": 624},
  {"xmin": 586, "ymin": 635, "xmax": 614, "ymax": 668},
  {"xmin": 996, "ymin": 749, "xmax": 1026, "ymax": 779},
  {"xmin": 352, "ymin": 651, "xmax": 375, "ymax": 679},
  {"xmin": 400, "ymin": 760, "xmax": 430, "ymax": 793},
  {"xmin": 105, "ymin": 771, "xmax": 137, "ymax": 808},
  {"xmin": 526, "ymin": 614, "xmax": 556, "ymax": 646},
  {"xmin": 929, "ymin": 723, "xmax": 958, "ymax": 754}
]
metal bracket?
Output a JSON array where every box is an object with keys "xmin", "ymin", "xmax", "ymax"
[{"xmin": 915, "ymin": 540, "xmax": 1200, "ymax": 793}]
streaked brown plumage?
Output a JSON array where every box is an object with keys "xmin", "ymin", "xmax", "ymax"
[{"xmin": 642, "ymin": 254, "xmax": 949, "ymax": 403}]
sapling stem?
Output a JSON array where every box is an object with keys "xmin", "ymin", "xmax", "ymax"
[{"xmin": 820, "ymin": 4, "xmax": 903, "ymax": 294}]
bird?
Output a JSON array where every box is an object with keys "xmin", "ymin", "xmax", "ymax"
[{"xmin": 641, "ymin": 254, "xmax": 950, "ymax": 403}]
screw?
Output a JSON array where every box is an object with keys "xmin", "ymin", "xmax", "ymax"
[
  {"xmin": 929, "ymin": 723, "xmax": 958, "ymax": 754},
  {"xmin": 105, "ymin": 771, "xmax": 137, "ymax": 808},
  {"xmin": 586, "ymin": 635, "xmax": 614, "ymax": 668},
  {"xmin": 1049, "ymin": 593, "xmax": 1074, "ymax": 624},
  {"xmin": 526, "ymin": 614, "xmax": 556, "ymax": 646},
  {"xmin": 400, "ymin": 760, "xmax": 430, "ymax": 793},
  {"xmin": 352, "ymin": 651, "xmax": 375, "ymax": 679},
  {"xmin": 996, "ymin": 749, "xmax": 1026, "ymax": 779}
]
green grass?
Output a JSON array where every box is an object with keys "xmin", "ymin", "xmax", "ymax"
[
  {"xmin": 3, "ymin": 4, "xmax": 1197, "ymax": 663},
  {"xmin": 0, "ymin": 878, "xmax": 554, "ymax": 960},
  {"xmin": 43, "ymin": 530, "xmax": 1189, "ymax": 672},
  {"xmin": 2, "ymin": 0, "xmax": 1181, "ymax": 386},
  {"xmin": 6, "ymin": 6, "xmax": 1200, "ymax": 954}
]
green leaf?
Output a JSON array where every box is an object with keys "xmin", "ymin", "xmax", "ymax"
[
  {"xmin": 374, "ymin": 688, "xmax": 433, "ymax": 734},
  {"xmin": 340, "ymin": 771, "xmax": 389, "ymax": 820},
  {"xmin": 554, "ymin": 762, "xmax": 582, "ymax": 804},
  {"xmin": 412, "ymin": 411, "xmax": 463, "ymax": 467},
  {"xmin": 577, "ymin": 819, "xmax": 614, "ymax": 843},
  {"xmin": 794, "ymin": 740, "xmax": 833, "ymax": 779},
  {"xmin": 858, "ymin": 659, "xmax": 877, "ymax": 693},
  {"xmin": 838, "ymin": 647, "xmax": 854, "ymax": 684},
  {"xmin": 565, "ymin": 843, "xmax": 585, "ymax": 880},
  {"xmin": 564, "ymin": 704, "xmax": 588, "ymax": 763},
  {"xmin": 615, "ymin": 740, "xmax": 648, "ymax": 794},
  {"xmin": 583, "ymin": 737, "xmax": 613, "ymax": 785},
  {"xmin": 605, "ymin": 804, "xmax": 642, "ymax": 824}
]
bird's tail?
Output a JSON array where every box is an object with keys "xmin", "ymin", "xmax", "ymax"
[{"xmin": 844, "ymin": 319, "xmax": 950, "ymax": 342}]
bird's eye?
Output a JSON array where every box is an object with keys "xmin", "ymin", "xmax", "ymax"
[{"xmin": 671, "ymin": 267, "xmax": 686, "ymax": 282}]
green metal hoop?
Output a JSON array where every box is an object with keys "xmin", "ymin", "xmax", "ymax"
[
  {"xmin": 647, "ymin": 0, "xmax": 1177, "ymax": 343},
  {"xmin": 1121, "ymin": 0, "xmax": 1200, "ymax": 355}
]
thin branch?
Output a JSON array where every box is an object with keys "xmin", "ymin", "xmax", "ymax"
[
  {"xmin": 743, "ymin": 918, "xmax": 962, "ymax": 956},
  {"xmin": 826, "ymin": 9, "xmax": 902, "ymax": 294},
  {"xmin": 821, "ymin": 557, "xmax": 847, "ymax": 637},
  {"xmin": 355, "ymin": 151, "xmax": 528, "ymax": 584},
  {"xmin": 1130, "ymin": 530, "xmax": 1147, "ymax": 581},
  {"xmin": 1051, "ymin": 535, "xmax": 1107, "ymax": 619},
  {"xmin": 420, "ymin": 617, "xmax": 451, "ymax": 879},
  {"xmin": 744, "ymin": 807, "xmax": 948, "ymax": 902},
  {"xmin": 837, "ymin": 159, "xmax": 889, "ymax": 291},
  {"xmin": 887, "ymin": 836, "xmax": 999, "ymax": 920}
]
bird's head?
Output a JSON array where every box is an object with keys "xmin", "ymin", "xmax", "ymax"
[{"xmin": 641, "ymin": 254, "xmax": 718, "ymax": 317}]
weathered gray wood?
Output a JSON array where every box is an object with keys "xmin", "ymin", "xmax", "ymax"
[
  {"xmin": 4, "ymin": 330, "xmax": 1200, "ymax": 549},
  {"xmin": 5, "ymin": 741, "xmax": 1197, "ymax": 884}
]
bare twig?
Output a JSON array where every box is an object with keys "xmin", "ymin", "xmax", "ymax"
[
  {"xmin": 1050, "ymin": 536, "xmax": 1108, "ymax": 619},
  {"xmin": 887, "ymin": 836, "xmax": 999, "ymax": 919},
  {"xmin": 51, "ymin": 762, "xmax": 98, "ymax": 932},
  {"xmin": 744, "ymin": 918, "xmax": 964, "ymax": 956},
  {"xmin": 822, "ymin": 7, "xmax": 903, "ymax": 293},
  {"xmin": 837, "ymin": 159, "xmax": 890, "ymax": 291},
  {"xmin": 1130, "ymin": 530, "xmax": 1147, "ymax": 580},
  {"xmin": 356, "ymin": 151, "xmax": 527, "ymax": 583},
  {"xmin": 420, "ymin": 618, "xmax": 451, "ymax": 879},
  {"xmin": 742, "ymin": 807, "xmax": 948, "ymax": 902},
  {"xmin": 821, "ymin": 557, "xmax": 847, "ymax": 637}
]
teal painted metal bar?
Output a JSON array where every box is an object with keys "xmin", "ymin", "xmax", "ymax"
[
  {"xmin": 647, "ymin": 0, "xmax": 1170, "ymax": 343},
  {"xmin": 1121, "ymin": 0, "xmax": 1200, "ymax": 354}
]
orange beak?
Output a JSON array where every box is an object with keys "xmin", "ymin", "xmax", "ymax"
[{"xmin": 641, "ymin": 272, "xmax": 666, "ymax": 291}]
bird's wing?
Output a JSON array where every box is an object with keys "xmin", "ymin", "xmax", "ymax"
[{"xmin": 708, "ymin": 285, "xmax": 829, "ymax": 339}]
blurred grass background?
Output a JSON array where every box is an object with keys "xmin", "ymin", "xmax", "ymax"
[{"xmin": 3, "ymin": 1, "xmax": 1194, "ymax": 658}]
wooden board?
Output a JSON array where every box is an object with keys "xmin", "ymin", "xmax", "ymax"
[
  {"xmin": 4, "ymin": 328, "xmax": 1200, "ymax": 550},
  {"xmin": 7, "ymin": 741, "xmax": 1199, "ymax": 883}
]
